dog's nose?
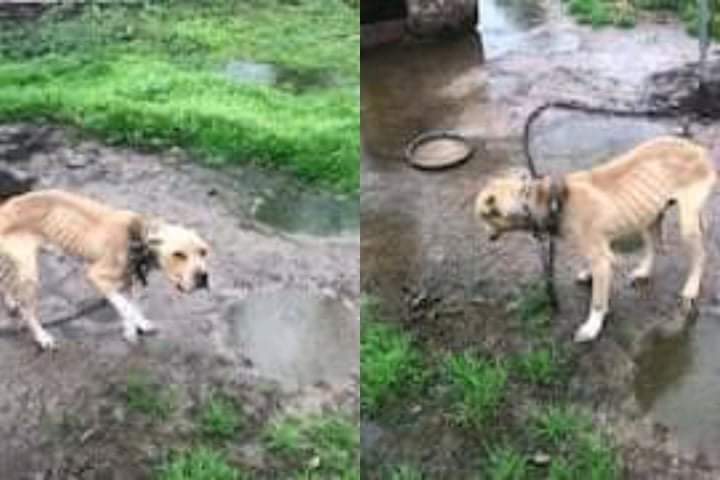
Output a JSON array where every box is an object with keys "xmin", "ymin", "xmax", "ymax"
[{"xmin": 194, "ymin": 271, "xmax": 209, "ymax": 289}]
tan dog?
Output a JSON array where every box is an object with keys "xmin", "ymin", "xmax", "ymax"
[
  {"xmin": 475, "ymin": 136, "xmax": 717, "ymax": 342},
  {"xmin": 0, "ymin": 189, "xmax": 210, "ymax": 350}
]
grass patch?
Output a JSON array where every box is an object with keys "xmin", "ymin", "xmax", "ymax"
[
  {"xmin": 388, "ymin": 465, "xmax": 426, "ymax": 480},
  {"xmin": 124, "ymin": 371, "xmax": 175, "ymax": 420},
  {"xmin": 360, "ymin": 298, "xmax": 427, "ymax": 416},
  {"xmin": 197, "ymin": 393, "xmax": 244, "ymax": 440},
  {"xmin": 508, "ymin": 282, "xmax": 552, "ymax": 333},
  {"xmin": 0, "ymin": 0, "xmax": 359, "ymax": 192},
  {"xmin": 562, "ymin": 0, "xmax": 720, "ymax": 34},
  {"xmin": 531, "ymin": 405, "xmax": 620, "ymax": 479},
  {"xmin": 445, "ymin": 353, "xmax": 508, "ymax": 428},
  {"xmin": 263, "ymin": 415, "xmax": 359, "ymax": 479},
  {"xmin": 361, "ymin": 296, "xmax": 620, "ymax": 479},
  {"xmin": 512, "ymin": 345, "xmax": 566, "ymax": 387},
  {"xmin": 158, "ymin": 447, "xmax": 244, "ymax": 480},
  {"xmin": 484, "ymin": 445, "xmax": 528, "ymax": 480}
]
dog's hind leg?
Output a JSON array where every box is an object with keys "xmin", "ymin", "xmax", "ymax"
[
  {"xmin": 677, "ymin": 187, "xmax": 711, "ymax": 314},
  {"xmin": 575, "ymin": 240, "xmax": 613, "ymax": 343},
  {"xmin": 630, "ymin": 229, "xmax": 657, "ymax": 287},
  {"xmin": 0, "ymin": 235, "xmax": 55, "ymax": 349}
]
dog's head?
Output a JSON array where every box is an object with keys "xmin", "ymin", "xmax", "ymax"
[
  {"xmin": 474, "ymin": 170, "xmax": 536, "ymax": 241},
  {"xmin": 146, "ymin": 222, "xmax": 211, "ymax": 292}
]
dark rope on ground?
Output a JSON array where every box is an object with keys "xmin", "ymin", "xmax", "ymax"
[
  {"xmin": 522, "ymin": 99, "xmax": 694, "ymax": 311},
  {"xmin": 0, "ymin": 298, "xmax": 108, "ymax": 337}
]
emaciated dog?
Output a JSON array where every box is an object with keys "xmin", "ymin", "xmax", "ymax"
[
  {"xmin": 0, "ymin": 189, "xmax": 210, "ymax": 350},
  {"xmin": 475, "ymin": 136, "xmax": 717, "ymax": 342}
]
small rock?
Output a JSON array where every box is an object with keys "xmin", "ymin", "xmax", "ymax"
[
  {"xmin": 410, "ymin": 404, "xmax": 422, "ymax": 414},
  {"xmin": 62, "ymin": 149, "xmax": 92, "ymax": 169},
  {"xmin": 531, "ymin": 452, "xmax": 551, "ymax": 466}
]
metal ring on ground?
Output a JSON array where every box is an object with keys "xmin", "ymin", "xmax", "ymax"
[{"xmin": 405, "ymin": 130, "xmax": 475, "ymax": 171}]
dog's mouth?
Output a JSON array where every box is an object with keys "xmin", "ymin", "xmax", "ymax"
[{"xmin": 489, "ymin": 231, "xmax": 501, "ymax": 242}]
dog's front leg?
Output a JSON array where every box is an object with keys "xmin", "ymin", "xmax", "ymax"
[
  {"xmin": 106, "ymin": 291, "xmax": 156, "ymax": 343},
  {"xmin": 88, "ymin": 262, "xmax": 154, "ymax": 343},
  {"xmin": 575, "ymin": 246, "xmax": 612, "ymax": 343}
]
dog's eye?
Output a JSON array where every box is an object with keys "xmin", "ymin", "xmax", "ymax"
[
  {"xmin": 173, "ymin": 251, "xmax": 187, "ymax": 261},
  {"xmin": 199, "ymin": 248, "xmax": 208, "ymax": 257}
]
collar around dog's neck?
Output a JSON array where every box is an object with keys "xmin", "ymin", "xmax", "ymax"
[
  {"xmin": 127, "ymin": 218, "xmax": 158, "ymax": 287},
  {"xmin": 525, "ymin": 175, "xmax": 567, "ymax": 238}
]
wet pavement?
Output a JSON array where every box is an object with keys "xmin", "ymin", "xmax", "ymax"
[
  {"xmin": 362, "ymin": 0, "xmax": 720, "ymax": 474},
  {"xmin": 0, "ymin": 123, "xmax": 359, "ymax": 478}
]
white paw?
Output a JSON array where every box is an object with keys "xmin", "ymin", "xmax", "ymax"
[
  {"xmin": 575, "ymin": 270, "xmax": 592, "ymax": 284},
  {"xmin": 574, "ymin": 323, "xmax": 601, "ymax": 343},
  {"xmin": 35, "ymin": 330, "xmax": 56, "ymax": 350},
  {"xmin": 134, "ymin": 317, "xmax": 158, "ymax": 335}
]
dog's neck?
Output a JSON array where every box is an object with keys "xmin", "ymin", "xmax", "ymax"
[
  {"xmin": 127, "ymin": 217, "xmax": 159, "ymax": 287},
  {"xmin": 524, "ymin": 175, "xmax": 568, "ymax": 237}
]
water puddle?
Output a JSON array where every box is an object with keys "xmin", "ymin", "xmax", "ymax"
[
  {"xmin": 479, "ymin": 0, "xmax": 547, "ymax": 58},
  {"xmin": 196, "ymin": 165, "xmax": 359, "ymax": 237},
  {"xmin": 221, "ymin": 289, "xmax": 359, "ymax": 390},
  {"xmin": 634, "ymin": 310, "xmax": 720, "ymax": 464},
  {"xmin": 223, "ymin": 60, "xmax": 339, "ymax": 93},
  {"xmin": 254, "ymin": 189, "xmax": 359, "ymax": 236}
]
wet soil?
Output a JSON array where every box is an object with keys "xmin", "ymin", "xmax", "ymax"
[
  {"xmin": 362, "ymin": 0, "xmax": 720, "ymax": 476},
  {"xmin": 223, "ymin": 60, "xmax": 342, "ymax": 93},
  {"xmin": 0, "ymin": 123, "xmax": 359, "ymax": 479}
]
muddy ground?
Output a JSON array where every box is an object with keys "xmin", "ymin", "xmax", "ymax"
[
  {"xmin": 362, "ymin": 0, "xmax": 720, "ymax": 477},
  {"xmin": 0, "ymin": 123, "xmax": 359, "ymax": 479}
]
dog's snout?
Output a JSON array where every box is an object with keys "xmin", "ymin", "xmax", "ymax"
[{"xmin": 194, "ymin": 271, "xmax": 209, "ymax": 289}]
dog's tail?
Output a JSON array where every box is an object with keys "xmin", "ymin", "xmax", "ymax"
[{"xmin": 0, "ymin": 170, "xmax": 35, "ymax": 204}]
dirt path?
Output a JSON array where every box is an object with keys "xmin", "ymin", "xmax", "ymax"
[
  {"xmin": 0, "ymin": 123, "xmax": 359, "ymax": 479},
  {"xmin": 362, "ymin": 1, "xmax": 720, "ymax": 476}
]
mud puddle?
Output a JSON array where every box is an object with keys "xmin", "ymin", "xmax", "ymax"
[
  {"xmin": 362, "ymin": 0, "xmax": 720, "ymax": 474},
  {"xmin": 0, "ymin": 123, "xmax": 359, "ymax": 478},
  {"xmin": 252, "ymin": 187, "xmax": 359, "ymax": 236},
  {"xmin": 223, "ymin": 60, "xmax": 340, "ymax": 93},
  {"xmin": 180, "ymin": 157, "xmax": 359, "ymax": 237},
  {"xmin": 220, "ymin": 288, "xmax": 359, "ymax": 391},
  {"xmin": 634, "ymin": 307, "xmax": 720, "ymax": 465}
]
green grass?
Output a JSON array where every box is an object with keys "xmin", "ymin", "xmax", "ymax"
[
  {"xmin": 563, "ymin": 0, "xmax": 720, "ymax": 34},
  {"xmin": 512, "ymin": 346, "xmax": 566, "ymax": 386},
  {"xmin": 508, "ymin": 282, "xmax": 553, "ymax": 333},
  {"xmin": 0, "ymin": 0, "xmax": 359, "ymax": 192},
  {"xmin": 360, "ymin": 298, "xmax": 427, "ymax": 416},
  {"xmin": 124, "ymin": 371, "xmax": 175, "ymax": 420},
  {"xmin": 484, "ymin": 445, "xmax": 528, "ymax": 480},
  {"xmin": 531, "ymin": 406, "xmax": 620, "ymax": 480},
  {"xmin": 445, "ymin": 353, "xmax": 508, "ymax": 428},
  {"xmin": 197, "ymin": 393, "xmax": 244, "ymax": 441},
  {"xmin": 157, "ymin": 447, "xmax": 244, "ymax": 480},
  {"xmin": 263, "ymin": 415, "xmax": 359, "ymax": 479},
  {"xmin": 359, "ymin": 295, "xmax": 620, "ymax": 479},
  {"xmin": 388, "ymin": 465, "xmax": 426, "ymax": 480}
]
